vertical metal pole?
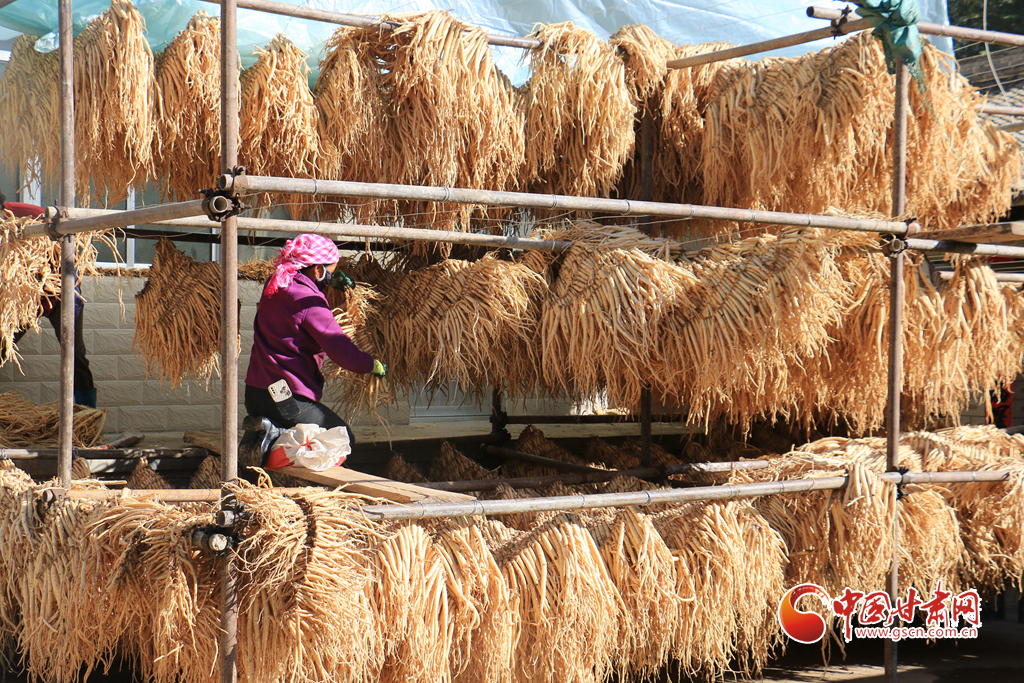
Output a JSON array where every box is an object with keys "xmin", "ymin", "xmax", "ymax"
[
  {"xmin": 57, "ymin": 0, "xmax": 75, "ymax": 486},
  {"xmin": 220, "ymin": 0, "xmax": 240, "ymax": 483},
  {"xmin": 219, "ymin": 3, "xmax": 239, "ymax": 683},
  {"xmin": 639, "ymin": 111, "xmax": 654, "ymax": 467},
  {"xmin": 884, "ymin": 57, "xmax": 910, "ymax": 683}
]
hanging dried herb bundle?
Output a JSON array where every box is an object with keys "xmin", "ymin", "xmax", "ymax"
[
  {"xmin": 153, "ymin": 12, "xmax": 223, "ymax": 201},
  {"xmin": 239, "ymin": 35, "xmax": 322, "ymax": 219},
  {"xmin": 133, "ymin": 239, "xmax": 226, "ymax": 388},
  {"xmin": 525, "ymin": 22, "xmax": 636, "ymax": 199}
]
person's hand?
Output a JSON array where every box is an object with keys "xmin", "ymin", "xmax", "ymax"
[
  {"xmin": 371, "ymin": 359, "xmax": 387, "ymax": 378},
  {"xmin": 330, "ymin": 269, "xmax": 355, "ymax": 291}
]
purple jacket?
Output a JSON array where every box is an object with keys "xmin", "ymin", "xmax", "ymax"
[{"xmin": 245, "ymin": 272, "xmax": 374, "ymax": 402}]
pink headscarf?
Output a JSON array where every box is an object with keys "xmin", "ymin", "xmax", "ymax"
[{"xmin": 265, "ymin": 234, "xmax": 340, "ymax": 296}]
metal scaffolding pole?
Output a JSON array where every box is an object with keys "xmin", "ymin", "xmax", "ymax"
[
  {"xmin": 884, "ymin": 57, "xmax": 911, "ymax": 683},
  {"xmin": 196, "ymin": 0, "xmax": 541, "ymax": 49},
  {"xmin": 937, "ymin": 271, "xmax": 1024, "ymax": 283},
  {"xmin": 221, "ymin": 174, "xmax": 919, "ymax": 235},
  {"xmin": 808, "ymin": 6, "xmax": 1024, "ymax": 48},
  {"xmin": 25, "ymin": 200, "xmax": 215, "ymax": 239},
  {"xmin": 58, "ymin": 467, "xmax": 1012, "ymax": 503},
  {"xmin": 56, "ymin": 207, "xmax": 574, "ymax": 252},
  {"xmin": 219, "ymin": 2, "xmax": 239, "ymax": 683},
  {"xmin": 906, "ymin": 239, "xmax": 1024, "ymax": 258},
  {"xmin": 670, "ymin": 9, "xmax": 1024, "ymax": 71},
  {"xmin": 639, "ymin": 111, "xmax": 654, "ymax": 467},
  {"xmin": 667, "ymin": 17, "xmax": 874, "ymax": 69},
  {"xmin": 55, "ymin": 205, "xmax": 1024, "ymax": 261},
  {"xmin": 56, "ymin": 0, "xmax": 75, "ymax": 487},
  {"xmin": 976, "ymin": 104, "xmax": 1024, "ymax": 117}
]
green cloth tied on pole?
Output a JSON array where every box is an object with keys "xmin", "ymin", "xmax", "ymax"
[{"xmin": 855, "ymin": 0, "xmax": 924, "ymax": 80}]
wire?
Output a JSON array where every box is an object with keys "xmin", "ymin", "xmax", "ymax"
[{"xmin": 983, "ymin": 0, "xmax": 1008, "ymax": 95}]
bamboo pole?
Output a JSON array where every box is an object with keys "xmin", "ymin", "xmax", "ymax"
[
  {"xmin": 667, "ymin": 17, "xmax": 874, "ymax": 69},
  {"xmin": 423, "ymin": 459, "xmax": 772, "ymax": 493},
  {"xmin": 195, "ymin": 0, "xmax": 542, "ymax": 49},
  {"xmin": 57, "ymin": 0, "xmax": 75, "ymax": 488},
  {"xmin": 807, "ymin": 6, "xmax": 1024, "ymax": 48},
  {"xmin": 222, "ymin": 174, "xmax": 919, "ymax": 235}
]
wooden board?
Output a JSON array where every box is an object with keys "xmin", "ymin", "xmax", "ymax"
[
  {"xmin": 278, "ymin": 465, "xmax": 475, "ymax": 504},
  {"xmin": 917, "ymin": 222, "xmax": 1024, "ymax": 244}
]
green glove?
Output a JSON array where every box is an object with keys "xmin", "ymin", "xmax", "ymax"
[
  {"xmin": 330, "ymin": 269, "xmax": 355, "ymax": 291},
  {"xmin": 371, "ymin": 359, "xmax": 387, "ymax": 378}
]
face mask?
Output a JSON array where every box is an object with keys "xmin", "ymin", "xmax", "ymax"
[{"xmin": 315, "ymin": 266, "xmax": 331, "ymax": 292}]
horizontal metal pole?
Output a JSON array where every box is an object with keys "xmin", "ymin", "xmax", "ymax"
[
  {"xmin": 906, "ymin": 238, "xmax": 1024, "ymax": 258},
  {"xmin": 360, "ymin": 467, "xmax": 1016, "ymax": 520},
  {"xmin": 879, "ymin": 470, "xmax": 1009, "ymax": 485},
  {"xmin": 56, "ymin": 207, "xmax": 572, "ymax": 253},
  {"xmin": 63, "ymin": 487, "xmax": 310, "ymax": 502},
  {"xmin": 196, "ymin": 0, "xmax": 541, "ymax": 49},
  {"xmin": 361, "ymin": 476, "xmax": 852, "ymax": 520},
  {"xmin": 503, "ymin": 413, "xmax": 682, "ymax": 424},
  {"xmin": 976, "ymin": 104, "xmax": 1024, "ymax": 117},
  {"xmin": 485, "ymin": 445, "xmax": 607, "ymax": 475},
  {"xmin": 936, "ymin": 270, "xmax": 1024, "ymax": 283},
  {"xmin": 57, "ymin": 468, "xmax": 1011, "ymax": 507},
  {"xmin": 22, "ymin": 200, "xmax": 213, "ymax": 239},
  {"xmin": 424, "ymin": 459, "xmax": 770, "ymax": 492},
  {"xmin": 667, "ymin": 17, "xmax": 874, "ymax": 69},
  {"xmin": 223, "ymin": 174, "xmax": 918, "ymax": 235},
  {"xmin": 0, "ymin": 447, "xmax": 209, "ymax": 460},
  {"xmin": 809, "ymin": 7, "xmax": 1024, "ymax": 48}
]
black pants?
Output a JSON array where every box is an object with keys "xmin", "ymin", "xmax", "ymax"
[
  {"xmin": 6, "ymin": 301, "xmax": 94, "ymax": 393},
  {"xmin": 244, "ymin": 384, "xmax": 354, "ymax": 444}
]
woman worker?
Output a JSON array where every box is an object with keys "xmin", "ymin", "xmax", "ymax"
[{"xmin": 243, "ymin": 233, "xmax": 385, "ymax": 444}]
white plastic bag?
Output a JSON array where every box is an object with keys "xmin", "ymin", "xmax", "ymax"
[{"xmin": 267, "ymin": 423, "xmax": 350, "ymax": 471}]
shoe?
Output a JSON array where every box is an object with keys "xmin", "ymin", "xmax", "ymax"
[{"xmin": 239, "ymin": 415, "xmax": 285, "ymax": 469}]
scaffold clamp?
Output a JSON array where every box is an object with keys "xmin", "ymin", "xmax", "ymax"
[
  {"xmin": 201, "ymin": 188, "xmax": 244, "ymax": 223},
  {"xmin": 884, "ymin": 235, "xmax": 908, "ymax": 256}
]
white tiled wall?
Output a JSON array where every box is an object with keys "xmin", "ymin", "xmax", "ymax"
[
  {"xmin": 0, "ymin": 275, "xmax": 262, "ymax": 434},
  {"xmin": 0, "ymin": 274, "xmax": 417, "ymax": 435}
]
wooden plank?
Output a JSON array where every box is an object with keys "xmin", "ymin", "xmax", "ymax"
[
  {"xmin": 917, "ymin": 222, "xmax": 1024, "ymax": 244},
  {"xmin": 278, "ymin": 465, "xmax": 476, "ymax": 504}
]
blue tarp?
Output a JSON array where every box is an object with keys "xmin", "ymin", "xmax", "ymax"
[{"xmin": 0, "ymin": 0, "xmax": 953, "ymax": 85}]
